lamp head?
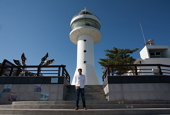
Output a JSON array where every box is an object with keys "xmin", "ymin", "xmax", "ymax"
[
  {"xmin": 40, "ymin": 53, "xmax": 49, "ymax": 66},
  {"xmin": 44, "ymin": 59, "xmax": 55, "ymax": 66},
  {"xmin": 21, "ymin": 53, "xmax": 27, "ymax": 66},
  {"xmin": 13, "ymin": 59, "xmax": 22, "ymax": 66}
]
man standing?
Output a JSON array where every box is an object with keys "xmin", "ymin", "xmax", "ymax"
[{"xmin": 74, "ymin": 68, "xmax": 86, "ymax": 110}]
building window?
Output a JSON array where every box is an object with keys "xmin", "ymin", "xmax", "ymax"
[
  {"xmin": 150, "ymin": 51, "xmax": 161, "ymax": 58},
  {"xmin": 84, "ymin": 39, "xmax": 86, "ymax": 42}
]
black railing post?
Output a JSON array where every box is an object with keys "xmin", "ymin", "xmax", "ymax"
[
  {"xmin": 135, "ymin": 65, "xmax": 138, "ymax": 75},
  {"xmin": 158, "ymin": 65, "xmax": 162, "ymax": 75},
  {"xmin": 16, "ymin": 66, "xmax": 20, "ymax": 76},
  {"xmin": 58, "ymin": 66, "xmax": 61, "ymax": 76},
  {"xmin": 0, "ymin": 66, "xmax": 4, "ymax": 76},
  {"xmin": 107, "ymin": 65, "xmax": 110, "ymax": 76},
  {"xmin": 22, "ymin": 65, "xmax": 26, "ymax": 76},
  {"xmin": 111, "ymin": 65, "xmax": 114, "ymax": 76},
  {"xmin": 9, "ymin": 67, "xmax": 13, "ymax": 76},
  {"xmin": 61, "ymin": 65, "xmax": 70, "ymax": 82},
  {"xmin": 61, "ymin": 65, "xmax": 66, "ymax": 77},
  {"xmin": 67, "ymin": 75, "xmax": 70, "ymax": 83},
  {"xmin": 102, "ymin": 68, "xmax": 107, "ymax": 81},
  {"xmin": 37, "ymin": 66, "xmax": 41, "ymax": 76}
]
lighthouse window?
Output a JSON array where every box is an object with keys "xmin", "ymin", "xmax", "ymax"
[
  {"xmin": 84, "ymin": 50, "xmax": 86, "ymax": 52},
  {"xmin": 84, "ymin": 39, "xmax": 86, "ymax": 42},
  {"xmin": 85, "ymin": 23, "xmax": 90, "ymax": 26},
  {"xmin": 84, "ymin": 61, "xmax": 87, "ymax": 63},
  {"xmin": 81, "ymin": 11, "xmax": 92, "ymax": 15},
  {"xmin": 71, "ymin": 18, "xmax": 101, "ymax": 30}
]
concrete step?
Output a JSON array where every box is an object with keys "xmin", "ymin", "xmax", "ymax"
[
  {"xmin": 12, "ymin": 100, "xmax": 170, "ymax": 105},
  {"xmin": 0, "ymin": 114, "xmax": 22, "ymax": 115},
  {"xmin": 67, "ymin": 90, "xmax": 104, "ymax": 93},
  {"xmin": 0, "ymin": 101, "xmax": 168, "ymax": 110},
  {"xmin": 68, "ymin": 90, "xmax": 104, "ymax": 93},
  {"xmin": 1, "ymin": 104, "xmax": 170, "ymax": 109},
  {"xmin": 66, "ymin": 91, "xmax": 105, "ymax": 94},
  {"xmin": 65, "ymin": 85, "xmax": 106, "ymax": 101},
  {"xmin": 65, "ymin": 96, "xmax": 106, "ymax": 100},
  {"xmin": 65, "ymin": 98, "xmax": 107, "ymax": 101},
  {"xmin": 67, "ymin": 85, "xmax": 104, "ymax": 91},
  {"xmin": 65, "ymin": 95, "xmax": 106, "ymax": 100},
  {"xmin": 0, "ymin": 108, "xmax": 170, "ymax": 115}
]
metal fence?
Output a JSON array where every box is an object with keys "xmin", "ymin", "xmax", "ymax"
[
  {"xmin": 102, "ymin": 64, "xmax": 170, "ymax": 81},
  {"xmin": 0, "ymin": 65, "xmax": 70, "ymax": 82}
]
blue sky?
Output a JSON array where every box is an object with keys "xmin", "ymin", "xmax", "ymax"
[{"xmin": 0, "ymin": 0, "xmax": 170, "ymax": 84}]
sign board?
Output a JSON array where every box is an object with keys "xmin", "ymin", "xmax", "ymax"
[{"xmin": 51, "ymin": 78, "xmax": 58, "ymax": 83}]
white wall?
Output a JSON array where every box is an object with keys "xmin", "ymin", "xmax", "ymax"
[
  {"xmin": 162, "ymin": 48, "xmax": 170, "ymax": 58},
  {"xmin": 0, "ymin": 84, "xmax": 66, "ymax": 103},
  {"xmin": 104, "ymin": 83, "xmax": 170, "ymax": 101},
  {"xmin": 72, "ymin": 35, "xmax": 99, "ymax": 85},
  {"xmin": 140, "ymin": 46, "xmax": 149, "ymax": 59}
]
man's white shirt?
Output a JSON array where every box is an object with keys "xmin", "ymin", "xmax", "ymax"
[{"xmin": 75, "ymin": 74, "xmax": 86, "ymax": 88}]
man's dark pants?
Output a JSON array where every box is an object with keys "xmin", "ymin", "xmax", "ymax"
[{"xmin": 75, "ymin": 88, "xmax": 86, "ymax": 107}]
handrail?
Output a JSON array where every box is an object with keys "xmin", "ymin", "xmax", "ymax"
[
  {"xmin": 102, "ymin": 64, "xmax": 170, "ymax": 81},
  {"xmin": 0, "ymin": 65, "xmax": 70, "ymax": 82},
  {"xmin": 71, "ymin": 14, "xmax": 100, "ymax": 20}
]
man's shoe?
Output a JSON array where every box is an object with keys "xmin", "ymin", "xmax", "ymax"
[
  {"xmin": 84, "ymin": 107, "xmax": 87, "ymax": 110},
  {"xmin": 75, "ymin": 107, "xmax": 79, "ymax": 110}
]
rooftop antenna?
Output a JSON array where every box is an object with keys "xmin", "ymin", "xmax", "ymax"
[{"xmin": 140, "ymin": 23, "xmax": 147, "ymax": 45}]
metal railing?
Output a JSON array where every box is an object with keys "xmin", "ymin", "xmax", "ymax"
[
  {"xmin": 102, "ymin": 64, "xmax": 170, "ymax": 81},
  {"xmin": 0, "ymin": 65, "xmax": 70, "ymax": 82},
  {"xmin": 71, "ymin": 13, "xmax": 100, "ymax": 20}
]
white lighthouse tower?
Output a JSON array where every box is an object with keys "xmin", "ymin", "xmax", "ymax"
[{"xmin": 70, "ymin": 9, "xmax": 101, "ymax": 85}]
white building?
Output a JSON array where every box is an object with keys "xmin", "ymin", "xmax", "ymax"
[
  {"xmin": 133, "ymin": 40, "xmax": 170, "ymax": 75},
  {"xmin": 70, "ymin": 9, "xmax": 101, "ymax": 85}
]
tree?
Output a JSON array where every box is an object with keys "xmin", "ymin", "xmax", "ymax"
[{"xmin": 99, "ymin": 47, "xmax": 139, "ymax": 75}]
